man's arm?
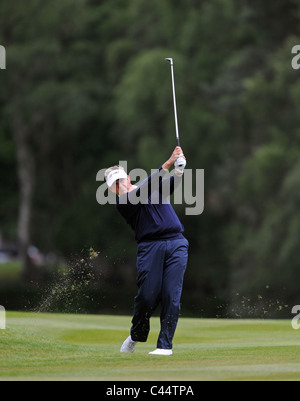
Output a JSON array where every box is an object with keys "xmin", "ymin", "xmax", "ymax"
[
  {"xmin": 128, "ymin": 147, "xmax": 186, "ymax": 203},
  {"xmin": 162, "ymin": 146, "xmax": 186, "ymax": 174},
  {"xmin": 161, "ymin": 146, "xmax": 186, "ymax": 196}
]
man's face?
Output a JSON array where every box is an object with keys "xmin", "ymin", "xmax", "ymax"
[{"xmin": 109, "ymin": 176, "xmax": 131, "ymax": 196}]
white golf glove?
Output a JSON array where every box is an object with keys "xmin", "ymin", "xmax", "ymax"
[{"xmin": 175, "ymin": 154, "xmax": 187, "ymax": 174}]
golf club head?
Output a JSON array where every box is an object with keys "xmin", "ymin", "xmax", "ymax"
[{"xmin": 165, "ymin": 58, "xmax": 173, "ymax": 65}]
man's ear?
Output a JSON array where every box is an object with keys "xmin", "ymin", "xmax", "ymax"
[{"xmin": 108, "ymin": 181, "xmax": 117, "ymax": 194}]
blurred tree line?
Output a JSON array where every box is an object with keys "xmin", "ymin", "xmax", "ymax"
[{"xmin": 1, "ymin": 0, "xmax": 300, "ymax": 317}]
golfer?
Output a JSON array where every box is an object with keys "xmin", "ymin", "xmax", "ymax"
[{"xmin": 105, "ymin": 147, "xmax": 189, "ymax": 356}]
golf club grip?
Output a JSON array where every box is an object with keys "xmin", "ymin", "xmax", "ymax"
[{"xmin": 177, "ymin": 138, "xmax": 180, "ymax": 147}]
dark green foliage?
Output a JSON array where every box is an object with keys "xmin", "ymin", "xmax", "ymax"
[{"xmin": 1, "ymin": 0, "xmax": 300, "ymax": 317}]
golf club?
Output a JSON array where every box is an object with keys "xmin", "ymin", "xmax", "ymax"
[
  {"xmin": 166, "ymin": 58, "xmax": 185, "ymax": 169},
  {"xmin": 165, "ymin": 58, "xmax": 180, "ymax": 147}
]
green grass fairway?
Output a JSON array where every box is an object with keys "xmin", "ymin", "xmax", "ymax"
[{"xmin": 0, "ymin": 312, "xmax": 299, "ymax": 381}]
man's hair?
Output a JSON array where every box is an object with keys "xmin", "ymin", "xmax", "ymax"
[{"xmin": 105, "ymin": 165, "xmax": 126, "ymax": 180}]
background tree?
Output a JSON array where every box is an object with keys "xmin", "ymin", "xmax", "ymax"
[{"xmin": 0, "ymin": 0, "xmax": 300, "ymax": 317}]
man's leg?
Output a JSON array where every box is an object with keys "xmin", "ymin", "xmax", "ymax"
[
  {"xmin": 157, "ymin": 238, "xmax": 189, "ymax": 350},
  {"xmin": 131, "ymin": 241, "xmax": 166, "ymax": 343}
]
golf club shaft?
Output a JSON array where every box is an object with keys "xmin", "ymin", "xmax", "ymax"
[{"xmin": 166, "ymin": 58, "xmax": 180, "ymax": 147}]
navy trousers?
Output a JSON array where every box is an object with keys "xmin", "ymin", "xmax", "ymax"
[{"xmin": 131, "ymin": 238, "xmax": 189, "ymax": 350}]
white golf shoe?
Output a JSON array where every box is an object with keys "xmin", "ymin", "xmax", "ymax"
[
  {"xmin": 149, "ymin": 349, "xmax": 173, "ymax": 356},
  {"xmin": 120, "ymin": 336, "xmax": 137, "ymax": 353}
]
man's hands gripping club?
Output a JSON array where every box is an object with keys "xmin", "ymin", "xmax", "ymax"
[{"xmin": 162, "ymin": 147, "xmax": 187, "ymax": 175}]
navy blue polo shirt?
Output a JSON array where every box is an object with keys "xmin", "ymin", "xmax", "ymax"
[{"xmin": 116, "ymin": 167, "xmax": 185, "ymax": 243}]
